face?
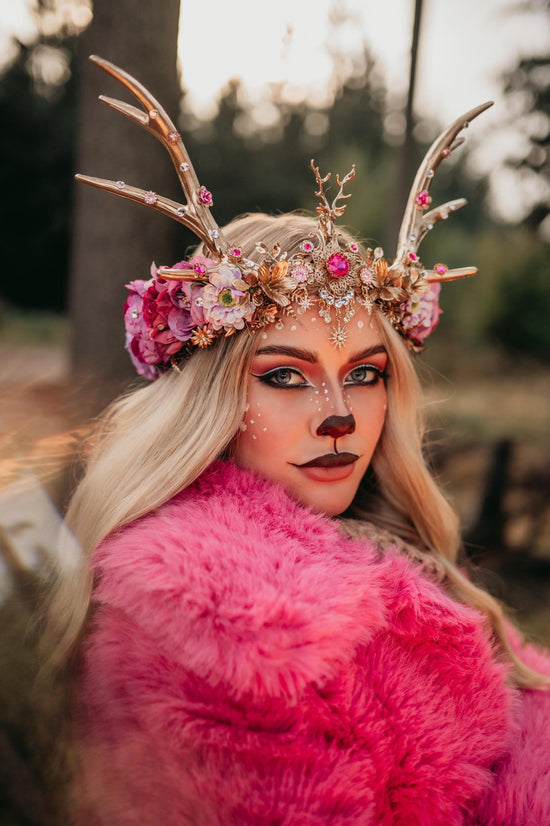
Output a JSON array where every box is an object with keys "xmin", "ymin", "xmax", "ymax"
[{"xmin": 232, "ymin": 304, "xmax": 388, "ymax": 516}]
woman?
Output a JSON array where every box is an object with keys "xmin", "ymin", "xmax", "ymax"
[{"xmin": 57, "ymin": 59, "xmax": 550, "ymax": 824}]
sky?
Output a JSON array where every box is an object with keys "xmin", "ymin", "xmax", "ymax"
[{"xmin": 1, "ymin": 0, "xmax": 549, "ymax": 223}]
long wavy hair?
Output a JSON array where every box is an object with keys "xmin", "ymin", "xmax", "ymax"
[{"xmin": 50, "ymin": 213, "xmax": 547, "ymax": 688}]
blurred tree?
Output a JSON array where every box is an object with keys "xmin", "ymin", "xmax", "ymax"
[
  {"xmin": 0, "ymin": 32, "xmax": 77, "ymax": 312},
  {"xmin": 69, "ymin": 0, "xmax": 181, "ymax": 407},
  {"xmin": 500, "ymin": 0, "xmax": 550, "ymax": 236}
]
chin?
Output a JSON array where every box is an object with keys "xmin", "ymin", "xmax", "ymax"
[{"xmin": 289, "ymin": 480, "xmax": 359, "ymax": 517}]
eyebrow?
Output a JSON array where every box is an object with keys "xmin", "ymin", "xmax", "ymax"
[{"xmin": 253, "ymin": 343, "xmax": 387, "ymax": 363}]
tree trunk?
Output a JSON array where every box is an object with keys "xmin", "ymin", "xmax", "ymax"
[{"xmin": 69, "ymin": 0, "xmax": 181, "ymax": 412}]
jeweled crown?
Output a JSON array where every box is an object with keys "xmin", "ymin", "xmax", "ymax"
[{"xmin": 76, "ymin": 56, "xmax": 492, "ymax": 379}]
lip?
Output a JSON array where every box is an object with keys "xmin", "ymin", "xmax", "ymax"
[
  {"xmin": 295, "ymin": 452, "xmax": 359, "ymax": 468},
  {"xmin": 292, "ymin": 452, "xmax": 360, "ymax": 484}
]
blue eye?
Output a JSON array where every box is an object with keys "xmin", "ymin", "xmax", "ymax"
[
  {"xmin": 344, "ymin": 364, "xmax": 387, "ymax": 386},
  {"xmin": 252, "ymin": 368, "xmax": 310, "ymax": 388}
]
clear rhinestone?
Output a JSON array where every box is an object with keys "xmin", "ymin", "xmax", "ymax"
[
  {"xmin": 176, "ymin": 207, "xmax": 185, "ymax": 217},
  {"xmin": 195, "ymin": 297, "xmax": 204, "ymax": 306},
  {"xmin": 426, "ymin": 169, "xmax": 434, "ymax": 179},
  {"xmin": 409, "ymin": 233, "xmax": 417, "ymax": 242},
  {"xmin": 210, "ymin": 229, "xmax": 220, "ymax": 239},
  {"xmin": 131, "ymin": 309, "xmax": 138, "ymax": 318},
  {"xmin": 149, "ymin": 109, "xmax": 159, "ymax": 119},
  {"xmin": 245, "ymin": 259, "xmax": 256, "ymax": 268},
  {"xmin": 463, "ymin": 121, "xmax": 469, "ymax": 128},
  {"xmin": 179, "ymin": 161, "xmax": 190, "ymax": 172},
  {"xmin": 168, "ymin": 131, "xmax": 180, "ymax": 143},
  {"xmin": 427, "ymin": 223, "xmax": 434, "ymax": 230},
  {"xmin": 144, "ymin": 191, "xmax": 158, "ymax": 205},
  {"xmin": 116, "ymin": 180, "xmax": 125, "ymax": 189}
]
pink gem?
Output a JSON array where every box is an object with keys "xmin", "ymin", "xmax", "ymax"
[
  {"xmin": 194, "ymin": 263, "xmax": 207, "ymax": 275},
  {"xmin": 198, "ymin": 187, "xmax": 213, "ymax": 207},
  {"xmin": 230, "ymin": 247, "xmax": 242, "ymax": 258},
  {"xmin": 291, "ymin": 264, "xmax": 310, "ymax": 283},
  {"xmin": 326, "ymin": 253, "xmax": 349, "ymax": 278},
  {"xmin": 168, "ymin": 131, "xmax": 180, "ymax": 144},
  {"xmin": 144, "ymin": 191, "xmax": 158, "ymax": 205},
  {"xmin": 302, "ymin": 241, "xmax": 314, "ymax": 252},
  {"xmin": 435, "ymin": 263, "xmax": 448, "ymax": 275},
  {"xmin": 415, "ymin": 190, "xmax": 432, "ymax": 208},
  {"xmin": 359, "ymin": 267, "xmax": 374, "ymax": 285},
  {"xmin": 349, "ymin": 243, "xmax": 359, "ymax": 252},
  {"xmin": 408, "ymin": 252, "xmax": 418, "ymax": 262}
]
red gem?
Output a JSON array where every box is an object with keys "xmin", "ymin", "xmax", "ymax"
[
  {"xmin": 230, "ymin": 247, "xmax": 242, "ymax": 258},
  {"xmin": 302, "ymin": 241, "xmax": 313, "ymax": 252},
  {"xmin": 409, "ymin": 253, "xmax": 418, "ymax": 262},
  {"xmin": 327, "ymin": 253, "xmax": 349, "ymax": 278}
]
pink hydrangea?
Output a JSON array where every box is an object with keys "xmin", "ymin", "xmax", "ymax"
[{"xmin": 401, "ymin": 283, "xmax": 442, "ymax": 345}]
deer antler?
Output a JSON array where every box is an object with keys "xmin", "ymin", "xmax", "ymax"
[
  {"xmin": 390, "ymin": 101, "xmax": 493, "ymax": 282},
  {"xmin": 75, "ymin": 55, "xmax": 230, "ymax": 260},
  {"xmin": 310, "ymin": 159, "xmax": 355, "ymax": 238}
]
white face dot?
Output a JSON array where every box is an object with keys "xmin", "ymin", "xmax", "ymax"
[
  {"xmin": 290, "ymin": 325, "xmax": 297, "ymax": 332},
  {"xmin": 357, "ymin": 320, "xmax": 364, "ymax": 329},
  {"xmin": 261, "ymin": 332, "xmax": 268, "ymax": 339}
]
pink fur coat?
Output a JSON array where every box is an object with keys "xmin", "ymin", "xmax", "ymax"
[{"xmin": 76, "ymin": 461, "xmax": 550, "ymax": 825}]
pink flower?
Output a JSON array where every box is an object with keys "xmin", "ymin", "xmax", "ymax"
[
  {"xmin": 202, "ymin": 264, "xmax": 254, "ymax": 332},
  {"xmin": 401, "ymin": 283, "xmax": 442, "ymax": 345}
]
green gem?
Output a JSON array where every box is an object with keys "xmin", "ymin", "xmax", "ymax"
[{"xmin": 219, "ymin": 289, "xmax": 235, "ymax": 307}]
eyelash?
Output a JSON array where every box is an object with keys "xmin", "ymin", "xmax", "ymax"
[{"xmin": 252, "ymin": 364, "xmax": 388, "ymax": 389}]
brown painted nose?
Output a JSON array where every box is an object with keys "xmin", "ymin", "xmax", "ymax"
[{"xmin": 316, "ymin": 414, "xmax": 356, "ymax": 439}]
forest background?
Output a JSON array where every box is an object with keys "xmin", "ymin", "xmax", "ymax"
[{"xmin": 0, "ymin": 1, "xmax": 549, "ymax": 821}]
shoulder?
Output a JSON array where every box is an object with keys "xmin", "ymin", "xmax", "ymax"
[{"xmin": 91, "ymin": 462, "xmax": 388, "ymax": 699}]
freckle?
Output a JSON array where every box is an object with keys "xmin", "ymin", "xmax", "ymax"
[
  {"xmin": 291, "ymin": 325, "xmax": 297, "ymax": 331},
  {"xmin": 262, "ymin": 427, "xmax": 267, "ymax": 432},
  {"xmin": 239, "ymin": 422, "xmax": 247, "ymax": 431},
  {"xmin": 315, "ymin": 390, "xmax": 319, "ymax": 395},
  {"xmin": 323, "ymin": 389, "xmax": 329, "ymax": 394},
  {"xmin": 369, "ymin": 320, "xmax": 374, "ymax": 329},
  {"xmin": 321, "ymin": 382, "xmax": 326, "ymax": 386},
  {"xmin": 261, "ymin": 332, "xmax": 267, "ymax": 339},
  {"xmin": 311, "ymin": 317, "xmax": 317, "ymax": 322},
  {"xmin": 252, "ymin": 435, "xmax": 257, "ymax": 440},
  {"xmin": 245, "ymin": 403, "xmax": 250, "ymax": 411},
  {"xmin": 357, "ymin": 320, "xmax": 364, "ymax": 329},
  {"xmin": 257, "ymin": 413, "xmax": 261, "ymax": 417},
  {"xmin": 250, "ymin": 419, "xmax": 255, "ymax": 424}
]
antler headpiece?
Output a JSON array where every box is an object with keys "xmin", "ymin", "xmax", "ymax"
[{"xmin": 77, "ymin": 56, "xmax": 492, "ymax": 379}]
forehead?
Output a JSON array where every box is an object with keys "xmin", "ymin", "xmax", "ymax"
[{"xmin": 254, "ymin": 303, "xmax": 384, "ymax": 362}]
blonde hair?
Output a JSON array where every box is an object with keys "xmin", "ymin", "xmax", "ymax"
[{"xmin": 51, "ymin": 213, "xmax": 547, "ymax": 688}]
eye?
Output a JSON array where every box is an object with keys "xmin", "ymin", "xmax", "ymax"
[
  {"xmin": 252, "ymin": 367, "xmax": 310, "ymax": 388},
  {"xmin": 344, "ymin": 364, "xmax": 387, "ymax": 386}
]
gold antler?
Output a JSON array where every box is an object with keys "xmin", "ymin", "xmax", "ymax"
[
  {"xmin": 75, "ymin": 55, "xmax": 230, "ymax": 260},
  {"xmin": 390, "ymin": 101, "xmax": 493, "ymax": 282},
  {"xmin": 310, "ymin": 159, "xmax": 355, "ymax": 238}
]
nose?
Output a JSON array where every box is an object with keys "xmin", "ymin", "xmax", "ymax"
[{"xmin": 316, "ymin": 414, "xmax": 356, "ymax": 439}]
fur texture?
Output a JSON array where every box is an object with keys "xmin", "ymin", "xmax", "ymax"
[{"xmin": 75, "ymin": 461, "xmax": 550, "ymax": 825}]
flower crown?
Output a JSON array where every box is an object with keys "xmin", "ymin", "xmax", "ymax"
[{"xmin": 77, "ymin": 56, "xmax": 492, "ymax": 380}]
